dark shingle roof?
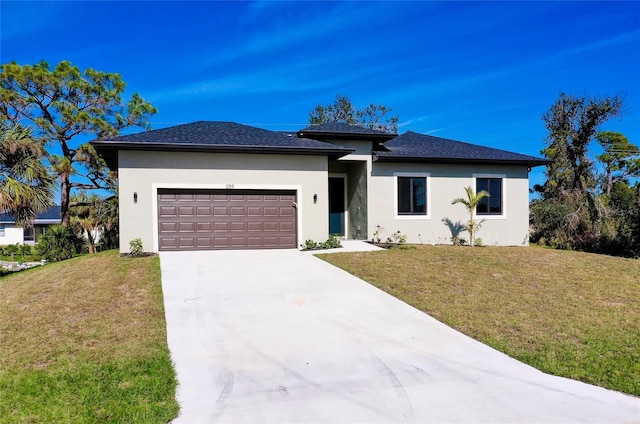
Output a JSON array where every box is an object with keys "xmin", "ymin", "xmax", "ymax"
[
  {"xmin": 92, "ymin": 121, "xmax": 354, "ymax": 168},
  {"xmin": 0, "ymin": 206, "xmax": 61, "ymax": 224},
  {"xmin": 376, "ymin": 131, "xmax": 550, "ymax": 166},
  {"xmin": 103, "ymin": 121, "xmax": 336, "ymax": 148},
  {"xmin": 297, "ymin": 122, "xmax": 396, "ymax": 140}
]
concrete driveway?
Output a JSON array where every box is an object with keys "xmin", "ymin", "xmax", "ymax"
[{"xmin": 160, "ymin": 248, "xmax": 639, "ymax": 423}]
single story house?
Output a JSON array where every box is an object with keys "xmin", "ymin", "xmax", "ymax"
[
  {"xmin": 0, "ymin": 206, "xmax": 62, "ymax": 246},
  {"xmin": 91, "ymin": 121, "xmax": 549, "ymax": 253}
]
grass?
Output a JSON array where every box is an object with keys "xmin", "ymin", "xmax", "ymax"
[
  {"xmin": 320, "ymin": 245, "xmax": 640, "ymax": 397},
  {"xmin": 0, "ymin": 250, "xmax": 179, "ymax": 423}
]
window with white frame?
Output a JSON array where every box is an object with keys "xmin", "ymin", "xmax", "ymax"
[
  {"xmin": 0, "ymin": 224, "xmax": 4, "ymax": 237},
  {"xmin": 476, "ymin": 177, "xmax": 503, "ymax": 215},
  {"xmin": 396, "ymin": 175, "xmax": 428, "ymax": 216}
]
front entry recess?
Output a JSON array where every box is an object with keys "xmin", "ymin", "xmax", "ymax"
[{"xmin": 329, "ymin": 177, "xmax": 345, "ymax": 236}]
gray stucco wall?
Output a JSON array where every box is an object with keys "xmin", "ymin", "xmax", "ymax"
[
  {"xmin": 117, "ymin": 150, "xmax": 329, "ymax": 253},
  {"xmin": 368, "ymin": 162, "xmax": 531, "ymax": 246}
]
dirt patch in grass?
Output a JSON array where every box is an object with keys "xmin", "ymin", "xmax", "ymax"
[
  {"xmin": 320, "ymin": 245, "xmax": 640, "ymax": 397},
  {"xmin": 0, "ymin": 250, "xmax": 179, "ymax": 423}
]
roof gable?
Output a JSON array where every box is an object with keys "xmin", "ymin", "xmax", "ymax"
[
  {"xmin": 92, "ymin": 121, "xmax": 354, "ymax": 169},
  {"xmin": 377, "ymin": 131, "xmax": 549, "ymax": 166},
  {"xmin": 297, "ymin": 122, "xmax": 396, "ymax": 141},
  {"xmin": 102, "ymin": 121, "xmax": 344, "ymax": 149}
]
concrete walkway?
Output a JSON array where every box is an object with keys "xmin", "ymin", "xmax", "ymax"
[{"xmin": 160, "ymin": 248, "xmax": 639, "ymax": 423}]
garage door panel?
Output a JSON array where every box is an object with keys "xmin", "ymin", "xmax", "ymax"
[
  {"xmin": 214, "ymin": 222, "xmax": 229, "ymax": 231},
  {"xmin": 159, "ymin": 222, "xmax": 177, "ymax": 232},
  {"xmin": 280, "ymin": 207, "xmax": 294, "ymax": 216},
  {"xmin": 280, "ymin": 222, "xmax": 295, "ymax": 231},
  {"xmin": 160, "ymin": 206, "xmax": 178, "ymax": 217},
  {"xmin": 264, "ymin": 221, "xmax": 278, "ymax": 231},
  {"xmin": 178, "ymin": 222, "xmax": 196, "ymax": 232},
  {"xmin": 214, "ymin": 206, "xmax": 229, "ymax": 216},
  {"xmin": 178, "ymin": 237, "xmax": 196, "ymax": 248},
  {"xmin": 197, "ymin": 222, "xmax": 212, "ymax": 232},
  {"xmin": 248, "ymin": 221, "xmax": 262, "ymax": 231},
  {"xmin": 159, "ymin": 237, "xmax": 178, "ymax": 249},
  {"xmin": 230, "ymin": 207, "xmax": 245, "ymax": 216},
  {"xmin": 177, "ymin": 194, "xmax": 196, "ymax": 201},
  {"xmin": 178, "ymin": 206, "xmax": 195, "ymax": 216},
  {"xmin": 263, "ymin": 207, "xmax": 278, "ymax": 216},
  {"xmin": 158, "ymin": 189, "xmax": 296, "ymax": 251},
  {"xmin": 230, "ymin": 221, "xmax": 246, "ymax": 231},
  {"xmin": 196, "ymin": 237, "xmax": 213, "ymax": 248}
]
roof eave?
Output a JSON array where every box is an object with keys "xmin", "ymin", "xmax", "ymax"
[
  {"xmin": 91, "ymin": 141, "xmax": 355, "ymax": 169},
  {"xmin": 373, "ymin": 154, "xmax": 551, "ymax": 167}
]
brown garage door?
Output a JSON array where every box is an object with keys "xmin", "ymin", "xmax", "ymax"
[{"xmin": 157, "ymin": 189, "xmax": 297, "ymax": 251}]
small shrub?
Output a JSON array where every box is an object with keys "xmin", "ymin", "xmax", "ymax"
[
  {"xmin": 36, "ymin": 225, "xmax": 83, "ymax": 261},
  {"xmin": 375, "ymin": 229, "xmax": 407, "ymax": 248},
  {"xmin": 300, "ymin": 235, "xmax": 341, "ymax": 251},
  {"xmin": 4, "ymin": 244, "xmax": 19, "ymax": 259},
  {"xmin": 458, "ymin": 238, "xmax": 468, "ymax": 246},
  {"xmin": 373, "ymin": 225, "xmax": 384, "ymax": 244},
  {"xmin": 129, "ymin": 238, "xmax": 144, "ymax": 257},
  {"xmin": 390, "ymin": 230, "xmax": 407, "ymax": 245},
  {"xmin": 475, "ymin": 238, "xmax": 484, "ymax": 247},
  {"xmin": 323, "ymin": 234, "xmax": 341, "ymax": 249},
  {"xmin": 19, "ymin": 244, "xmax": 32, "ymax": 257},
  {"xmin": 301, "ymin": 240, "xmax": 319, "ymax": 250}
]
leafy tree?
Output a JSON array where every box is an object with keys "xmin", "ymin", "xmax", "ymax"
[
  {"xmin": 96, "ymin": 194, "xmax": 119, "ymax": 250},
  {"xmin": 0, "ymin": 60, "xmax": 157, "ymax": 225},
  {"xmin": 532, "ymin": 93, "xmax": 640, "ymax": 257},
  {"xmin": 0, "ymin": 123, "xmax": 55, "ymax": 226},
  {"xmin": 309, "ymin": 94, "xmax": 399, "ymax": 133},
  {"xmin": 540, "ymin": 93, "xmax": 622, "ymax": 199},
  {"xmin": 70, "ymin": 192, "xmax": 119, "ymax": 253},
  {"xmin": 596, "ymin": 131, "xmax": 640, "ymax": 196},
  {"xmin": 452, "ymin": 186, "xmax": 489, "ymax": 247}
]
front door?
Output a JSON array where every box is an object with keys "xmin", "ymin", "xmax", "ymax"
[{"xmin": 329, "ymin": 177, "xmax": 345, "ymax": 236}]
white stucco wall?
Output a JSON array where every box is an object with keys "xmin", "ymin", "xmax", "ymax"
[
  {"xmin": 0, "ymin": 225, "xmax": 25, "ymax": 245},
  {"xmin": 117, "ymin": 150, "xmax": 329, "ymax": 253},
  {"xmin": 368, "ymin": 162, "xmax": 531, "ymax": 246}
]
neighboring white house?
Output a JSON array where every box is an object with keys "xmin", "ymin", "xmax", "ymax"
[
  {"xmin": 0, "ymin": 206, "xmax": 62, "ymax": 246},
  {"xmin": 91, "ymin": 121, "xmax": 549, "ymax": 253}
]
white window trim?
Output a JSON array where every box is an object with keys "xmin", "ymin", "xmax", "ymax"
[
  {"xmin": 472, "ymin": 173, "xmax": 506, "ymax": 219},
  {"xmin": 394, "ymin": 172, "xmax": 431, "ymax": 220}
]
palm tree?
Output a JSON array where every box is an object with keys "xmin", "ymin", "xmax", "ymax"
[
  {"xmin": 0, "ymin": 123, "xmax": 55, "ymax": 226},
  {"xmin": 452, "ymin": 186, "xmax": 490, "ymax": 247}
]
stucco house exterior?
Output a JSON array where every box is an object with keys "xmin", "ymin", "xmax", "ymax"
[
  {"xmin": 91, "ymin": 121, "xmax": 548, "ymax": 253},
  {"xmin": 0, "ymin": 206, "xmax": 61, "ymax": 246}
]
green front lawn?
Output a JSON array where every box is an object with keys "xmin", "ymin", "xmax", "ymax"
[
  {"xmin": 320, "ymin": 245, "xmax": 640, "ymax": 397},
  {"xmin": 0, "ymin": 251, "xmax": 179, "ymax": 423}
]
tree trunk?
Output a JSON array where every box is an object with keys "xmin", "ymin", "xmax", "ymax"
[
  {"xmin": 86, "ymin": 230, "xmax": 95, "ymax": 254},
  {"xmin": 60, "ymin": 171, "xmax": 71, "ymax": 226}
]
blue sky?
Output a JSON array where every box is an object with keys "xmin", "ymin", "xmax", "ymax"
[{"xmin": 2, "ymin": 1, "xmax": 639, "ymax": 192}]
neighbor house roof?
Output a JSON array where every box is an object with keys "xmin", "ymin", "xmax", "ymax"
[
  {"xmin": 375, "ymin": 131, "xmax": 550, "ymax": 166},
  {"xmin": 92, "ymin": 121, "xmax": 354, "ymax": 169},
  {"xmin": 0, "ymin": 206, "xmax": 62, "ymax": 225},
  {"xmin": 297, "ymin": 122, "xmax": 396, "ymax": 141}
]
